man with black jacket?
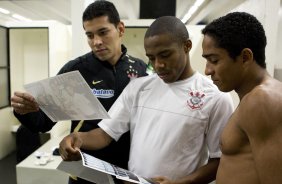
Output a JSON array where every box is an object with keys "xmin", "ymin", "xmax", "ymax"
[{"xmin": 10, "ymin": 1, "xmax": 147, "ymax": 183}]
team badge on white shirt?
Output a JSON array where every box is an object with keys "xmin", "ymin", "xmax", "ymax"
[{"xmin": 187, "ymin": 91, "xmax": 205, "ymax": 110}]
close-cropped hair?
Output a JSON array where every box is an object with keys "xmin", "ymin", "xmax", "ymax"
[
  {"xmin": 82, "ymin": 0, "xmax": 120, "ymax": 27},
  {"xmin": 145, "ymin": 16, "xmax": 189, "ymax": 44},
  {"xmin": 202, "ymin": 12, "xmax": 267, "ymax": 68}
]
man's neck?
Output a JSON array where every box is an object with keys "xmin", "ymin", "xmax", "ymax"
[{"xmin": 236, "ymin": 69, "xmax": 268, "ymax": 100}]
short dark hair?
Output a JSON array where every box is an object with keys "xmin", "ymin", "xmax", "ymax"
[
  {"xmin": 145, "ymin": 16, "xmax": 189, "ymax": 44},
  {"xmin": 202, "ymin": 12, "xmax": 267, "ymax": 68},
  {"xmin": 82, "ymin": 0, "xmax": 120, "ymax": 27}
]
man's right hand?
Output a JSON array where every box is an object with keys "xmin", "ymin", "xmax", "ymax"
[
  {"xmin": 59, "ymin": 132, "xmax": 83, "ymax": 161},
  {"xmin": 11, "ymin": 91, "xmax": 39, "ymax": 115}
]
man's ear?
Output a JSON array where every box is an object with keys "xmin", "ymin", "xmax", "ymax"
[
  {"xmin": 184, "ymin": 39, "xmax": 192, "ymax": 53},
  {"xmin": 241, "ymin": 48, "xmax": 253, "ymax": 64},
  {"xmin": 117, "ymin": 21, "xmax": 125, "ymax": 37}
]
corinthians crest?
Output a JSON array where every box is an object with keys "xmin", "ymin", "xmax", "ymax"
[
  {"xmin": 187, "ymin": 91, "xmax": 205, "ymax": 110},
  {"xmin": 126, "ymin": 65, "xmax": 139, "ymax": 79}
]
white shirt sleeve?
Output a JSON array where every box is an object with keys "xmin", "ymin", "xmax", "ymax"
[
  {"xmin": 98, "ymin": 81, "xmax": 134, "ymax": 141},
  {"xmin": 206, "ymin": 92, "xmax": 234, "ymax": 158}
]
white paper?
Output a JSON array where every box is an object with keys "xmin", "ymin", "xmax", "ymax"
[
  {"xmin": 24, "ymin": 71, "xmax": 110, "ymax": 122},
  {"xmin": 57, "ymin": 159, "xmax": 115, "ymax": 184},
  {"xmin": 57, "ymin": 151, "xmax": 156, "ymax": 184}
]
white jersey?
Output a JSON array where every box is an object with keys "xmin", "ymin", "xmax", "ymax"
[{"xmin": 99, "ymin": 72, "xmax": 234, "ymax": 180}]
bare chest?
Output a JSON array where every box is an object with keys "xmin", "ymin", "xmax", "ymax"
[{"xmin": 220, "ymin": 110, "xmax": 250, "ymax": 155}]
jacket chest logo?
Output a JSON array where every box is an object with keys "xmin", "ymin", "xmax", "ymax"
[
  {"xmin": 92, "ymin": 80, "xmax": 103, "ymax": 85},
  {"xmin": 126, "ymin": 65, "xmax": 138, "ymax": 79},
  {"xmin": 187, "ymin": 91, "xmax": 205, "ymax": 110}
]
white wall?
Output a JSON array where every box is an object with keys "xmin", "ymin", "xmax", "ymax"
[
  {"xmin": 122, "ymin": 27, "xmax": 147, "ymax": 62},
  {"xmin": 70, "ymin": 0, "xmax": 92, "ymax": 58},
  {"xmin": 188, "ymin": 25, "xmax": 206, "ymax": 74},
  {"xmin": 274, "ymin": 4, "xmax": 282, "ymax": 81},
  {"xmin": 230, "ymin": 0, "xmax": 280, "ymax": 76},
  {"xmin": 0, "ymin": 108, "xmax": 19, "ymax": 159},
  {"xmin": 10, "ymin": 29, "xmax": 49, "ymax": 92},
  {"xmin": 0, "ymin": 28, "xmax": 50, "ymax": 160},
  {"xmin": 0, "ymin": 21, "xmax": 72, "ymax": 159},
  {"xmin": 274, "ymin": 5, "xmax": 282, "ymax": 81},
  {"xmin": 48, "ymin": 22, "xmax": 72, "ymax": 77},
  {"xmin": 7, "ymin": 21, "xmax": 72, "ymax": 77},
  {"xmin": 277, "ymin": 5, "xmax": 282, "ymax": 69}
]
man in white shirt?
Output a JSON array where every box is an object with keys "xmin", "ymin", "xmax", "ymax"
[{"xmin": 59, "ymin": 16, "xmax": 234, "ymax": 184}]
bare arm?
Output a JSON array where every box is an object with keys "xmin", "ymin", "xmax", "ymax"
[
  {"xmin": 59, "ymin": 128, "xmax": 113, "ymax": 161},
  {"xmin": 240, "ymin": 91, "xmax": 282, "ymax": 184},
  {"xmin": 153, "ymin": 158, "xmax": 219, "ymax": 184}
]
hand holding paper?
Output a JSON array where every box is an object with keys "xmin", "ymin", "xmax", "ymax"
[
  {"xmin": 59, "ymin": 132, "xmax": 82, "ymax": 161},
  {"xmin": 11, "ymin": 91, "xmax": 39, "ymax": 115}
]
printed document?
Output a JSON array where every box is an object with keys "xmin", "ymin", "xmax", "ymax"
[
  {"xmin": 24, "ymin": 71, "xmax": 110, "ymax": 122},
  {"xmin": 57, "ymin": 151, "xmax": 157, "ymax": 184}
]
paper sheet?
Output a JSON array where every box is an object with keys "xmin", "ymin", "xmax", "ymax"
[
  {"xmin": 57, "ymin": 159, "xmax": 114, "ymax": 184},
  {"xmin": 57, "ymin": 151, "xmax": 156, "ymax": 184},
  {"xmin": 24, "ymin": 71, "xmax": 110, "ymax": 122}
]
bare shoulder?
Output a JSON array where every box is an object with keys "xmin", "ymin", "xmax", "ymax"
[
  {"xmin": 243, "ymin": 78, "xmax": 282, "ymax": 107},
  {"xmin": 239, "ymin": 78, "xmax": 282, "ymax": 135}
]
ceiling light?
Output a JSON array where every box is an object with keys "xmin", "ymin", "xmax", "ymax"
[
  {"xmin": 182, "ymin": 0, "xmax": 206, "ymax": 24},
  {"xmin": 0, "ymin": 7, "xmax": 10, "ymax": 14},
  {"xmin": 12, "ymin": 14, "xmax": 32, "ymax": 22},
  {"xmin": 194, "ymin": 0, "xmax": 205, "ymax": 7}
]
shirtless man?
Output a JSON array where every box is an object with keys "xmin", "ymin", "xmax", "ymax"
[{"xmin": 201, "ymin": 12, "xmax": 282, "ymax": 184}]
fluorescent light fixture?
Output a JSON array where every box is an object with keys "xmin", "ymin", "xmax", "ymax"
[
  {"xmin": 0, "ymin": 7, "xmax": 10, "ymax": 14},
  {"xmin": 12, "ymin": 14, "xmax": 32, "ymax": 22},
  {"xmin": 182, "ymin": 0, "xmax": 206, "ymax": 24},
  {"xmin": 194, "ymin": 0, "xmax": 205, "ymax": 7}
]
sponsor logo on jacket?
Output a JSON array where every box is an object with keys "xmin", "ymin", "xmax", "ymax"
[{"xmin": 92, "ymin": 88, "xmax": 114, "ymax": 98}]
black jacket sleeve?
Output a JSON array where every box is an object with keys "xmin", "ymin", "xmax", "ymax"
[
  {"xmin": 13, "ymin": 110, "xmax": 56, "ymax": 133},
  {"xmin": 12, "ymin": 59, "xmax": 76, "ymax": 133}
]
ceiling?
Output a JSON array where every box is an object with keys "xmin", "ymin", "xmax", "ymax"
[{"xmin": 0, "ymin": 0, "xmax": 246, "ymax": 25}]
